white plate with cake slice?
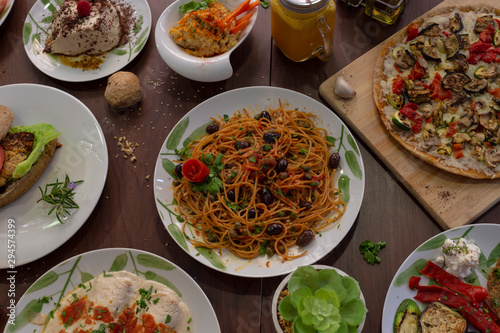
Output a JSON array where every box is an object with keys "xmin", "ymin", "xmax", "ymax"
[{"xmin": 23, "ymin": 0, "xmax": 151, "ymax": 82}]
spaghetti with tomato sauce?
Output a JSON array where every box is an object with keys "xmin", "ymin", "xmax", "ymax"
[{"xmin": 173, "ymin": 104, "xmax": 346, "ymax": 260}]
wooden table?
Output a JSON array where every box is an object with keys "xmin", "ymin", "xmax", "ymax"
[{"xmin": 1, "ymin": 0, "xmax": 499, "ymax": 332}]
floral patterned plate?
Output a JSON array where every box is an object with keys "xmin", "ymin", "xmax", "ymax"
[
  {"xmin": 382, "ymin": 224, "xmax": 500, "ymax": 332},
  {"xmin": 23, "ymin": 0, "xmax": 151, "ymax": 82},
  {"xmin": 4, "ymin": 248, "xmax": 221, "ymax": 333},
  {"xmin": 153, "ymin": 86, "xmax": 365, "ymax": 278}
]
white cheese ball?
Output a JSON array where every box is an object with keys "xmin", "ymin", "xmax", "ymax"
[
  {"xmin": 104, "ymin": 71, "xmax": 142, "ymax": 109},
  {"xmin": 435, "ymin": 238, "xmax": 480, "ymax": 279}
]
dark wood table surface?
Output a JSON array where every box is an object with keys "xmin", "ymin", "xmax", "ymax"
[{"xmin": 1, "ymin": 0, "xmax": 499, "ymax": 332}]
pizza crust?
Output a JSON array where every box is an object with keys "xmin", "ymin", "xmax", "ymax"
[{"xmin": 373, "ymin": 5, "xmax": 500, "ymax": 179}]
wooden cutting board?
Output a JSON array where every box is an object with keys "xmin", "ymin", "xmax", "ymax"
[{"xmin": 319, "ymin": 0, "xmax": 500, "ymax": 229}]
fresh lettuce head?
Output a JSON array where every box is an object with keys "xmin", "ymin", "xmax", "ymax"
[{"xmin": 10, "ymin": 123, "xmax": 61, "ymax": 178}]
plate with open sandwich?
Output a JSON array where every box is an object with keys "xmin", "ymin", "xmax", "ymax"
[
  {"xmin": 153, "ymin": 86, "xmax": 365, "ymax": 277},
  {"xmin": 0, "ymin": 0, "xmax": 14, "ymax": 27},
  {"xmin": 382, "ymin": 223, "xmax": 500, "ymax": 332},
  {"xmin": 0, "ymin": 84, "xmax": 108, "ymax": 269},
  {"xmin": 4, "ymin": 248, "xmax": 221, "ymax": 333},
  {"xmin": 23, "ymin": 0, "xmax": 151, "ymax": 82},
  {"xmin": 373, "ymin": 6, "xmax": 500, "ymax": 179}
]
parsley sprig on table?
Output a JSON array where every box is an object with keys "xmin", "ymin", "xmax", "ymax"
[
  {"xmin": 37, "ymin": 174, "xmax": 83, "ymax": 223},
  {"xmin": 193, "ymin": 153, "xmax": 224, "ymax": 195},
  {"xmin": 359, "ymin": 240, "xmax": 386, "ymax": 265}
]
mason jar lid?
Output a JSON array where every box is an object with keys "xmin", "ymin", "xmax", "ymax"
[{"xmin": 277, "ymin": 0, "xmax": 328, "ymax": 13}]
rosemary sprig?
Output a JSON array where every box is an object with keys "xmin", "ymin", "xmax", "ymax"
[{"xmin": 37, "ymin": 174, "xmax": 84, "ymax": 223}]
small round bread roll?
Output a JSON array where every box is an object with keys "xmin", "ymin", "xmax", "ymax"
[
  {"xmin": 0, "ymin": 105, "xmax": 14, "ymax": 139},
  {"xmin": 104, "ymin": 71, "xmax": 142, "ymax": 109}
]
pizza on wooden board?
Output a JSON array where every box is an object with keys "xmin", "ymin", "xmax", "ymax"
[{"xmin": 373, "ymin": 5, "xmax": 500, "ymax": 179}]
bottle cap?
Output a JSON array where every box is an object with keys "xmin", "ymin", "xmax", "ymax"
[{"xmin": 277, "ymin": 0, "xmax": 328, "ymax": 13}]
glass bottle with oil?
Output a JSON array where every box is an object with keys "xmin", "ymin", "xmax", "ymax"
[
  {"xmin": 271, "ymin": 0, "xmax": 336, "ymax": 62},
  {"xmin": 365, "ymin": 0, "xmax": 405, "ymax": 25}
]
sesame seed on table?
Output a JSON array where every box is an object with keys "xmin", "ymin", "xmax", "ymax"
[{"xmin": 1, "ymin": 1, "xmax": 500, "ymax": 333}]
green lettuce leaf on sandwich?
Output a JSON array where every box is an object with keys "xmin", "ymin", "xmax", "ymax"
[{"xmin": 9, "ymin": 123, "xmax": 61, "ymax": 178}]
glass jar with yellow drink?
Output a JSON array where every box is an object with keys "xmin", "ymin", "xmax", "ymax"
[{"xmin": 271, "ymin": 0, "xmax": 336, "ymax": 62}]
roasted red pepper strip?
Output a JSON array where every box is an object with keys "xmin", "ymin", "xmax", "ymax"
[
  {"xmin": 414, "ymin": 285, "xmax": 500, "ymax": 333},
  {"xmin": 408, "ymin": 62, "xmax": 425, "ymax": 81},
  {"xmin": 453, "ymin": 143, "xmax": 464, "ymax": 159},
  {"xmin": 182, "ymin": 158, "xmax": 210, "ymax": 183},
  {"xmin": 445, "ymin": 121, "xmax": 458, "ymax": 138},
  {"xmin": 400, "ymin": 103, "xmax": 422, "ymax": 134},
  {"xmin": 408, "ymin": 276, "xmax": 421, "ymax": 290},
  {"xmin": 429, "ymin": 72, "xmax": 452, "ymax": 101},
  {"xmin": 419, "ymin": 261, "xmax": 489, "ymax": 306}
]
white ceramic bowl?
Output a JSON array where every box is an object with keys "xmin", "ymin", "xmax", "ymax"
[
  {"xmin": 271, "ymin": 265, "xmax": 367, "ymax": 333},
  {"xmin": 155, "ymin": 0, "xmax": 258, "ymax": 82}
]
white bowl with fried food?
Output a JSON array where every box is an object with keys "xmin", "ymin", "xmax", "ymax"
[{"xmin": 155, "ymin": 0, "xmax": 258, "ymax": 82}]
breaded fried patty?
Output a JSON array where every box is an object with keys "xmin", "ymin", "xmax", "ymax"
[
  {"xmin": 488, "ymin": 258, "xmax": 500, "ymax": 318},
  {"xmin": 0, "ymin": 132, "xmax": 35, "ymax": 187}
]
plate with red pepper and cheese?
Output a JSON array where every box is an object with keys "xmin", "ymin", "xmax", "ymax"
[
  {"xmin": 381, "ymin": 223, "xmax": 500, "ymax": 332},
  {"xmin": 373, "ymin": 6, "xmax": 500, "ymax": 179}
]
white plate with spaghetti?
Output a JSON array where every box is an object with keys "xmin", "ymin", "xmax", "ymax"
[
  {"xmin": 4, "ymin": 248, "xmax": 220, "ymax": 333},
  {"xmin": 153, "ymin": 86, "xmax": 365, "ymax": 278},
  {"xmin": 23, "ymin": 0, "xmax": 151, "ymax": 82},
  {"xmin": 0, "ymin": 84, "xmax": 108, "ymax": 269}
]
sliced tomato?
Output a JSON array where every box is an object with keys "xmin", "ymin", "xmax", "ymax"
[
  {"xmin": 405, "ymin": 22, "xmax": 419, "ymax": 43},
  {"xmin": 0, "ymin": 0, "xmax": 6, "ymax": 13},
  {"xmin": 489, "ymin": 88, "xmax": 500, "ymax": 98},
  {"xmin": 0, "ymin": 146, "xmax": 4, "ymax": 173},
  {"xmin": 392, "ymin": 77, "xmax": 404, "ymax": 95},
  {"xmin": 408, "ymin": 62, "xmax": 425, "ymax": 81},
  {"xmin": 479, "ymin": 25, "xmax": 495, "ymax": 43}
]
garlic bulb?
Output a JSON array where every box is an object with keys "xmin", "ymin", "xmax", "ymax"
[{"xmin": 334, "ymin": 72, "xmax": 356, "ymax": 99}]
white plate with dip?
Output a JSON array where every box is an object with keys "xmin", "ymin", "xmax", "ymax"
[
  {"xmin": 155, "ymin": 0, "xmax": 258, "ymax": 82},
  {"xmin": 0, "ymin": 84, "xmax": 108, "ymax": 269},
  {"xmin": 3, "ymin": 248, "xmax": 221, "ymax": 333},
  {"xmin": 23, "ymin": 0, "xmax": 151, "ymax": 82},
  {"xmin": 153, "ymin": 86, "xmax": 365, "ymax": 277},
  {"xmin": 382, "ymin": 223, "xmax": 500, "ymax": 332},
  {"xmin": 0, "ymin": 0, "xmax": 14, "ymax": 27}
]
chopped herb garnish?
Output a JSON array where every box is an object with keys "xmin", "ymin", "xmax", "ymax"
[
  {"xmin": 359, "ymin": 240, "xmax": 386, "ymax": 265},
  {"xmin": 90, "ymin": 323, "xmax": 106, "ymax": 333}
]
